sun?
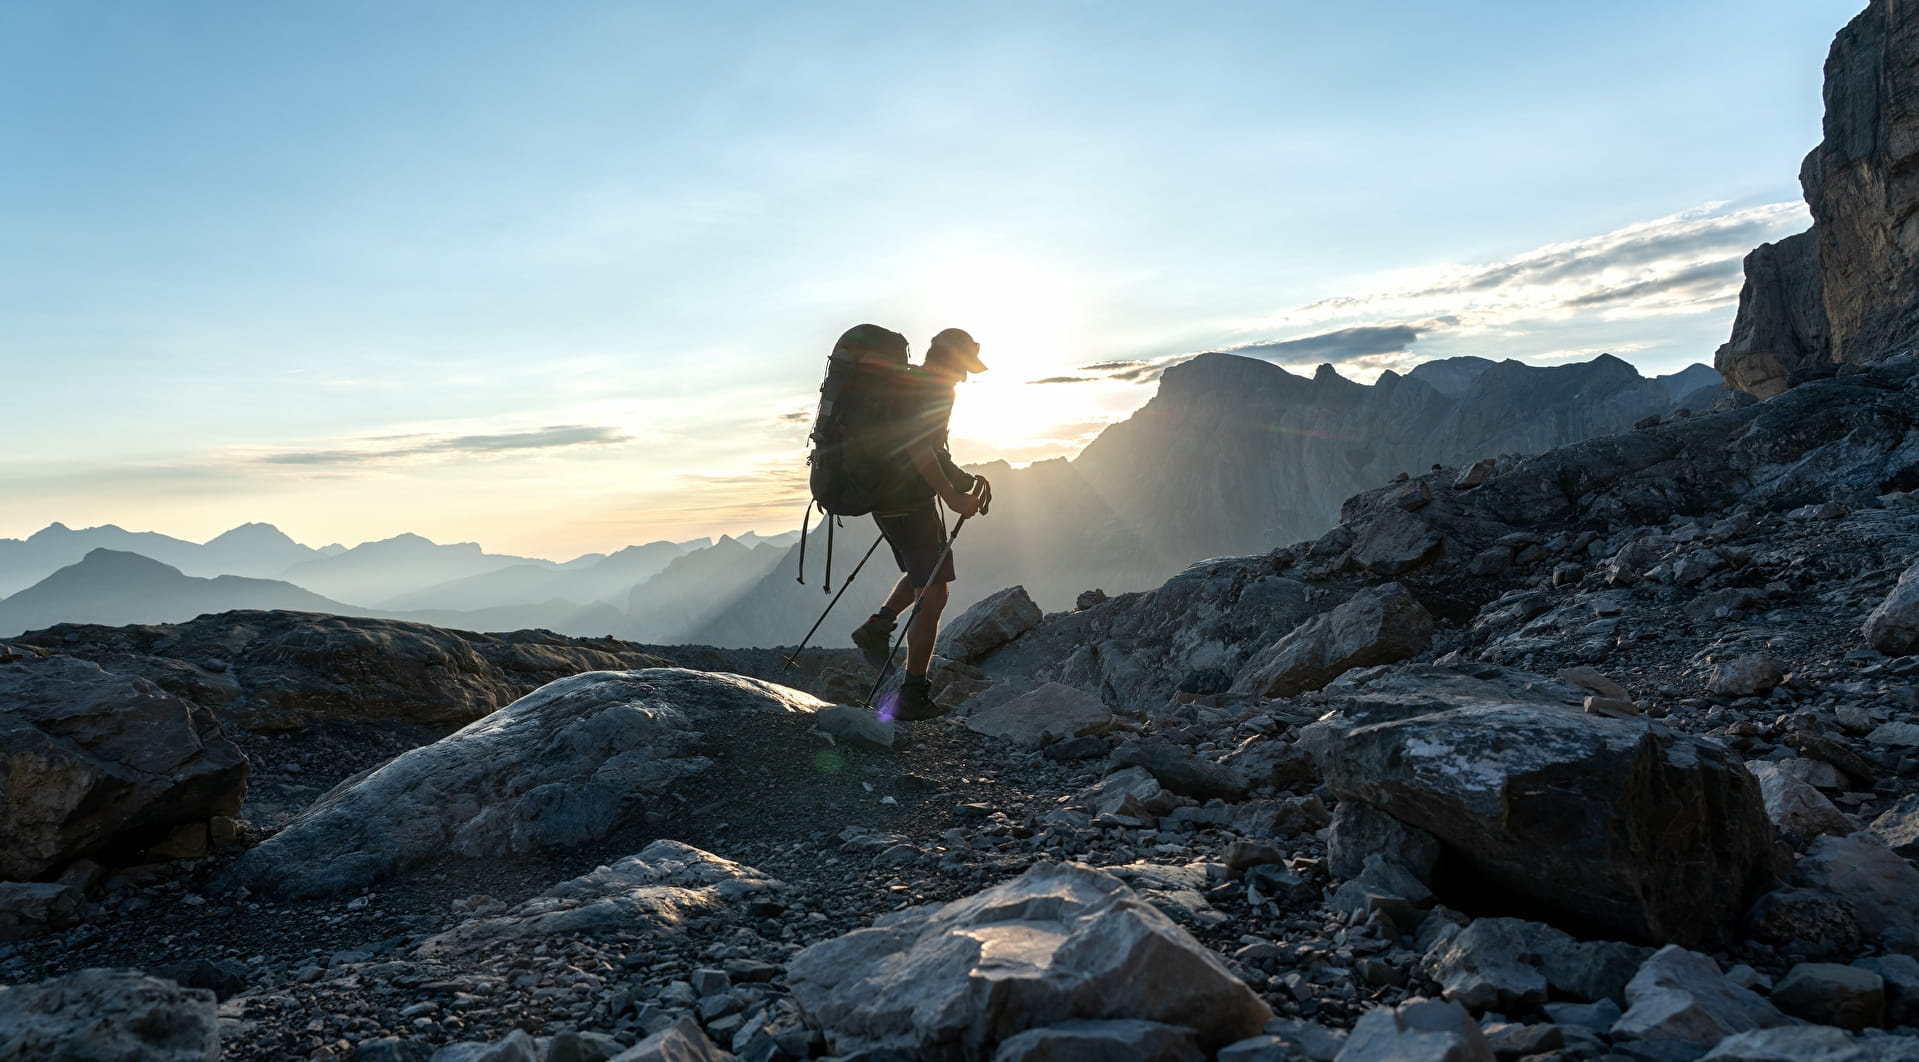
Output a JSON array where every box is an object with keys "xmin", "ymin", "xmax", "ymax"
[{"xmin": 907, "ymin": 254, "xmax": 1090, "ymax": 461}]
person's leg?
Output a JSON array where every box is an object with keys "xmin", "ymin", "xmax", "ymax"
[
  {"xmin": 852, "ymin": 517, "xmax": 915, "ymax": 670},
  {"xmin": 881, "ymin": 575, "xmax": 915, "ymax": 617},
  {"xmin": 903, "ymin": 581, "xmax": 948, "ymax": 676}
]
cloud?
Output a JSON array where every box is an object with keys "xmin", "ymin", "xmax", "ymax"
[
  {"xmin": 1257, "ymin": 201, "xmax": 1807, "ymax": 335},
  {"xmin": 260, "ymin": 424, "xmax": 634, "ymax": 466},
  {"xmin": 1029, "ymin": 375, "xmax": 1094, "ymax": 385},
  {"xmin": 1227, "ymin": 323, "xmax": 1430, "ymax": 363}
]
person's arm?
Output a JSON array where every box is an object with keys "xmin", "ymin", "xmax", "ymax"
[
  {"xmin": 910, "ymin": 444, "xmax": 979, "ymax": 516},
  {"xmin": 936, "ymin": 448, "xmax": 976, "ymax": 493}
]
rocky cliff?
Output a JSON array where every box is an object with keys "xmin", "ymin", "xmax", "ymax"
[{"xmin": 1718, "ymin": 0, "xmax": 1919, "ymax": 395}]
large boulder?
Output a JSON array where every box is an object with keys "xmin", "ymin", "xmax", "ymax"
[
  {"xmin": 218, "ymin": 669, "xmax": 820, "ymax": 899},
  {"xmin": 1231, "ymin": 582, "xmax": 1434, "ymax": 698},
  {"xmin": 1318, "ymin": 679, "xmax": 1778, "ymax": 945},
  {"xmin": 0, "ymin": 968, "xmax": 219, "ymax": 1061},
  {"xmin": 787, "ymin": 862, "xmax": 1271, "ymax": 1060},
  {"xmin": 1865, "ymin": 558, "xmax": 1919, "ymax": 656},
  {"xmin": 937, "ymin": 586, "xmax": 1044, "ymax": 664},
  {"xmin": 0, "ymin": 644, "xmax": 248, "ymax": 879},
  {"xmin": 416, "ymin": 840, "xmax": 779, "ymax": 958}
]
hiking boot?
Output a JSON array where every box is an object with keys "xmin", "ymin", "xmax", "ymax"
[
  {"xmin": 851, "ymin": 614, "xmax": 896, "ymax": 671},
  {"xmin": 891, "ymin": 674, "xmax": 948, "ymax": 722}
]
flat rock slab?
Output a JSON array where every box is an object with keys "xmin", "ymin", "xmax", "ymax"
[
  {"xmin": 965, "ymin": 682, "xmax": 1113, "ymax": 749},
  {"xmin": 219, "ymin": 669, "xmax": 822, "ymax": 899},
  {"xmin": 787, "ymin": 861, "xmax": 1270, "ymax": 1059},
  {"xmin": 416, "ymin": 841, "xmax": 780, "ymax": 959},
  {"xmin": 0, "ymin": 968, "xmax": 219, "ymax": 1061},
  {"xmin": 1321, "ymin": 697, "xmax": 1776, "ymax": 945},
  {"xmin": 0, "ymin": 644, "xmax": 248, "ymax": 880}
]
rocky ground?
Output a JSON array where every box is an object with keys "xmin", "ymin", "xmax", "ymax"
[{"xmin": 14, "ymin": 397, "xmax": 1919, "ymax": 1061}]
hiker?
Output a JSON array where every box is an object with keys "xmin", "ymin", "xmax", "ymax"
[{"xmin": 848, "ymin": 327, "xmax": 989, "ymax": 720}]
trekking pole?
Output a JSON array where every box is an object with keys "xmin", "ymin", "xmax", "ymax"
[
  {"xmin": 783, "ymin": 532, "xmax": 885, "ymax": 670},
  {"xmin": 861, "ymin": 479, "xmax": 989, "ymax": 709}
]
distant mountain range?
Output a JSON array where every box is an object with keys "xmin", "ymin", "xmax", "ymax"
[{"xmin": 2, "ymin": 354, "xmax": 1721, "ymax": 647}]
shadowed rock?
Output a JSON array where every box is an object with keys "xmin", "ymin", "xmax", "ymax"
[
  {"xmin": 1231, "ymin": 581, "xmax": 1433, "ymax": 697},
  {"xmin": 1318, "ymin": 680, "xmax": 1777, "ymax": 945},
  {"xmin": 0, "ymin": 644, "xmax": 247, "ymax": 880},
  {"xmin": 218, "ymin": 669, "xmax": 820, "ymax": 899},
  {"xmin": 0, "ymin": 968, "xmax": 219, "ymax": 1061}
]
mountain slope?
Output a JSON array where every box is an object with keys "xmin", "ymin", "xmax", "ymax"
[
  {"xmin": 281, "ymin": 534, "xmax": 554, "ymax": 606},
  {"xmin": 381, "ymin": 540, "xmax": 690, "ymax": 612},
  {"xmin": 0, "ymin": 549, "xmax": 361, "ymax": 635}
]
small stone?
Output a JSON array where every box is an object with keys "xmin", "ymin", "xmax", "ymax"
[
  {"xmin": 1768, "ymin": 962, "xmax": 1884, "ymax": 1030},
  {"xmin": 1707, "ymin": 655, "xmax": 1785, "ymax": 696}
]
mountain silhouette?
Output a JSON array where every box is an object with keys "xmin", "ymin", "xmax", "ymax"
[{"xmin": 0, "ymin": 549, "xmax": 359, "ymax": 636}]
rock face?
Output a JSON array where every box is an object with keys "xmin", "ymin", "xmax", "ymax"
[
  {"xmin": 1715, "ymin": 233, "xmax": 1832, "ymax": 398},
  {"xmin": 219, "ymin": 669, "xmax": 821, "ymax": 899},
  {"xmin": 936, "ymin": 585, "xmax": 1043, "ymax": 664},
  {"xmin": 786, "ymin": 862, "xmax": 1271, "ymax": 1060},
  {"xmin": 1719, "ymin": 0, "xmax": 1919, "ymax": 392},
  {"xmin": 1317, "ymin": 677, "xmax": 1777, "ymax": 945},
  {"xmin": 0, "ymin": 644, "xmax": 248, "ymax": 880},
  {"xmin": 0, "ymin": 968, "xmax": 220, "ymax": 1061},
  {"xmin": 1231, "ymin": 581, "xmax": 1433, "ymax": 697},
  {"xmin": 1805, "ymin": 0, "xmax": 1919, "ymax": 366}
]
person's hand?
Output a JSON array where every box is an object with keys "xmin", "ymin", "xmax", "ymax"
[{"xmin": 945, "ymin": 490, "xmax": 982, "ymax": 519}]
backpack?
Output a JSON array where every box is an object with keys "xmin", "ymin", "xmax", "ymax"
[
  {"xmin": 797, "ymin": 324, "xmax": 910, "ymax": 591},
  {"xmin": 807, "ymin": 324, "xmax": 910, "ymax": 517}
]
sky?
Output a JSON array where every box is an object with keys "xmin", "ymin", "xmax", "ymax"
[{"xmin": 0, "ymin": 0, "xmax": 1863, "ymax": 560}]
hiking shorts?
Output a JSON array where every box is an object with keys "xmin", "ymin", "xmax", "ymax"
[{"xmin": 874, "ymin": 507, "xmax": 955, "ymax": 586}]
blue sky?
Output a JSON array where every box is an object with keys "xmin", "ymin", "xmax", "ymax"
[{"xmin": 0, "ymin": 1, "xmax": 1860, "ymax": 558}]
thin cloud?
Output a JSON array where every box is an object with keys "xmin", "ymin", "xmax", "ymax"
[
  {"xmin": 1228, "ymin": 323, "xmax": 1429, "ymax": 362},
  {"xmin": 1258, "ymin": 201, "xmax": 1807, "ymax": 335},
  {"xmin": 1029, "ymin": 375, "xmax": 1094, "ymax": 385},
  {"xmin": 260, "ymin": 424, "xmax": 634, "ymax": 466}
]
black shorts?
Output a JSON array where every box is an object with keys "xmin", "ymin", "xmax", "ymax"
[{"xmin": 874, "ymin": 507, "xmax": 955, "ymax": 586}]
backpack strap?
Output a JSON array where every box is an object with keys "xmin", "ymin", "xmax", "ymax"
[{"xmin": 795, "ymin": 499, "xmax": 815, "ymax": 585}]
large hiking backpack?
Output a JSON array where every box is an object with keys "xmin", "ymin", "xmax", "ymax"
[{"xmin": 807, "ymin": 323, "xmax": 910, "ymax": 517}]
